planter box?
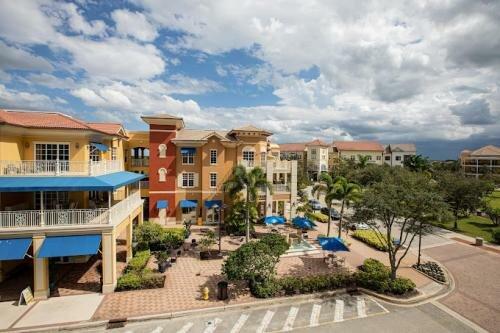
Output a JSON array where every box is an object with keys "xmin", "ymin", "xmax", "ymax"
[{"xmin": 200, "ymin": 251, "xmax": 221, "ymax": 260}]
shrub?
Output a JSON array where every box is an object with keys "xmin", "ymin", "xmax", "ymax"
[
  {"xmin": 250, "ymin": 278, "xmax": 281, "ymax": 298},
  {"xmin": 259, "ymin": 234, "xmax": 289, "ymax": 257},
  {"xmin": 116, "ymin": 272, "xmax": 142, "ymax": 290},
  {"xmin": 116, "ymin": 270, "xmax": 165, "ymax": 291},
  {"xmin": 125, "ymin": 250, "xmax": 151, "ymax": 273},
  {"xmin": 162, "ymin": 228, "xmax": 186, "ymax": 249},
  {"xmin": 355, "ymin": 258, "xmax": 391, "ymax": 293},
  {"xmin": 134, "ymin": 222, "xmax": 165, "ymax": 250},
  {"xmin": 352, "ymin": 230, "xmax": 389, "ymax": 251},
  {"xmin": 493, "ymin": 229, "xmax": 500, "ymax": 244},
  {"xmin": 389, "ymin": 277, "xmax": 415, "ymax": 295},
  {"xmin": 278, "ymin": 273, "xmax": 352, "ymax": 296},
  {"xmin": 306, "ymin": 212, "xmax": 328, "ymax": 223},
  {"xmin": 199, "ymin": 230, "xmax": 217, "ymax": 252},
  {"xmin": 222, "ymin": 241, "xmax": 278, "ymax": 282}
]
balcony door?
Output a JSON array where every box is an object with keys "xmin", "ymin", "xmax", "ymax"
[{"xmin": 35, "ymin": 143, "xmax": 70, "ymax": 172}]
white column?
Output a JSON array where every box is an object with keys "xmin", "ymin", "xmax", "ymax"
[
  {"xmin": 101, "ymin": 230, "xmax": 117, "ymax": 293},
  {"xmin": 33, "ymin": 235, "xmax": 49, "ymax": 300},
  {"xmin": 108, "ymin": 191, "xmax": 112, "ymax": 224}
]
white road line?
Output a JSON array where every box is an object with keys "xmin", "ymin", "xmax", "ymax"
[
  {"xmin": 256, "ymin": 310, "xmax": 275, "ymax": 333},
  {"xmin": 369, "ymin": 296, "xmax": 390, "ymax": 314},
  {"xmin": 309, "ymin": 304, "xmax": 321, "ymax": 327},
  {"xmin": 203, "ymin": 318, "xmax": 222, "ymax": 333},
  {"xmin": 282, "ymin": 307, "xmax": 299, "ymax": 331},
  {"xmin": 230, "ymin": 314, "xmax": 249, "ymax": 333},
  {"xmin": 357, "ymin": 297, "xmax": 367, "ymax": 318},
  {"xmin": 176, "ymin": 322, "xmax": 194, "ymax": 333},
  {"xmin": 334, "ymin": 299, "xmax": 344, "ymax": 322},
  {"xmin": 150, "ymin": 327, "xmax": 164, "ymax": 333}
]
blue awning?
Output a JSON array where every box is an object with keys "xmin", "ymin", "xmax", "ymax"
[
  {"xmin": 317, "ymin": 237, "xmax": 349, "ymax": 252},
  {"xmin": 91, "ymin": 142, "xmax": 108, "ymax": 152},
  {"xmin": 0, "ymin": 238, "xmax": 32, "ymax": 260},
  {"xmin": 180, "ymin": 147, "xmax": 196, "ymax": 154},
  {"xmin": 205, "ymin": 200, "xmax": 222, "ymax": 209},
  {"xmin": 0, "ymin": 171, "xmax": 144, "ymax": 192},
  {"xmin": 37, "ymin": 235, "xmax": 101, "ymax": 258},
  {"xmin": 157, "ymin": 200, "xmax": 168, "ymax": 209},
  {"xmin": 180, "ymin": 200, "xmax": 197, "ymax": 208}
]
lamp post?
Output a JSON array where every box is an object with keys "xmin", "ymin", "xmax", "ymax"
[{"xmin": 212, "ymin": 203, "xmax": 226, "ymax": 255}]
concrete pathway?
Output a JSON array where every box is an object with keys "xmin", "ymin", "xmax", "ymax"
[{"xmin": 0, "ymin": 293, "xmax": 104, "ymax": 331}]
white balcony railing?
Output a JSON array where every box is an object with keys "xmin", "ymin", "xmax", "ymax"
[
  {"xmin": 273, "ymin": 183, "xmax": 291, "ymax": 192},
  {"xmin": 131, "ymin": 158, "xmax": 149, "ymax": 167},
  {"xmin": 272, "ymin": 160, "xmax": 292, "ymax": 171},
  {"xmin": 0, "ymin": 191, "xmax": 142, "ymax": 229},
  {"xmin": 239, "ymin": 160, "xmax": 255, "ymax": 168},
  {"xmin": 0, "ymin": 160, "xmax": 123, "ymax": 176}
]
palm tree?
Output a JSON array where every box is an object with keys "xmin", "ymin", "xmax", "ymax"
[
  {"xmin": 357, "ymin": 155, "xmax": 370, "ymax": 169},
  {"xmin": 404, "ymin": 154, "xmax": 430, "ymax": 172},
  {"xmin": 312, "ymin": 172, "xmax": 336, "ymax": 236},
  {"xmin": 224, "ymin": 165, "xmax": 273, "ymax": 242},
  {"xmin": 332, "ymin": 176, "xmax": 362, "ymax": 238}
]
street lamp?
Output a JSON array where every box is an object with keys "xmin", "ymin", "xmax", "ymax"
[{"xmin": 212, "ymin": 203, "xmax": 226, "ymax": 255}]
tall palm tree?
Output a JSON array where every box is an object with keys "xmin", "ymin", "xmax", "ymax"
[
  {"xmin": 332, "ymin": 176, "xmax": 362, "ymax": 238},
  {"xmin": 404, "ymin": 154, "xmax": 430, "ymax": 172},
  {"xmin": 224, "ymin": 165, "xmax": 273, "ymax": 242},
  {"xmin": 357, "ymin": 155, "xmax": 370, "ymax": 168},
  {"xmin": 312, "ymin": 172, "xmax": 336, "ymax": 236}
]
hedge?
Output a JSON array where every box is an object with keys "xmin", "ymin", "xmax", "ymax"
[
  {"xmin": 352, "ymin": 230, "xmax": 389, "ymax": 251},
  {"xmin": 116, "ymin": 270, "xmax": 165, "ymax": 291},
  {"xmin": 307, "ymin": 212, "xmax": 328, "ymax": 223},
  {"xmin": 125, "ymin": 250, "xmax": 151, "ymax": 273},
  {"xmin": 355, "ymin": 258, "xmax": 415, "ymax": 295},
  {"xmin": 134, "ymin": 222, "xmax": 186, "ymax": 251}
]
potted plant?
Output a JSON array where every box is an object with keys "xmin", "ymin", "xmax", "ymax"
[
  {"xmin": 155, "ymin": 252, "xmax": 170, "ymax": 273},
  {"xmin": 199, "ymin": 230, "xmax": 217, "ymax": 260}
]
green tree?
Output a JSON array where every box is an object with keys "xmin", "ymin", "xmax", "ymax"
[
  {"xmin": 435, "ymin": 172, "xmax": 494, "ymax": 229},
  {"xmin": 331, "ymin": 176, "xmax": 362, "ymax": 238},
  {"xmin": 483, "ymin": 205, "xmax": 500, "ymax": 226},
  {"xmin": 225, "ymin": 199, "xmax": 258, "ymax": 236},
  {"xmin": 312, "ymin": 172, "xmax": 336, "ymax": 236},
  {"xmin": 403, "ymin": 154, "xmax": 430, "ymax": 172},
  {"xmin": 352, "ymin": 169, "xmax": 446, "ymax": 280},
  {"xmin": 357, "ymin": 155, "xmax": 371, "ymax": 168},
  {"xmin": 224, "ymin": 165, "xmax": 273, "ymax": 242}
]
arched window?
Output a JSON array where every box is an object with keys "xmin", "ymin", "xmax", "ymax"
[
  {"xmin": 158, "ymin": 168, "xmax": 167, "ymax": 182},
  {"xmin": 158, "ymin": 144, "xmax": 167, "ymax": 158}
]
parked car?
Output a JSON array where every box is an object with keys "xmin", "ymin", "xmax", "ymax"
[
  {"xmin": 320, "ymin": 207, "xmax": 341, "ymax": 220},
  {"xmin": 350, "ymin": 222, "xmax": 370, "ymax": 231},
  {"xmin": 308, "ymin": 199, "xmax": 322, "ymax": 211}
]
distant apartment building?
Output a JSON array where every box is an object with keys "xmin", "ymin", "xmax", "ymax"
[
  {"xmin": 460, "ymin": 145, "xmax": 500, "ymax": 178},
  {"xmin": 139, "ymin": 116, "xmax": 297, "ymax": 225},
  {"xmin": 279, "ymin": 140, "xmax": 330, "ymax": 180},
  {"xmin": 331, "ymin": 141, "xmax": 385, "ymax": 166},
  {"xmin": 383, "ymin": 144, "xmax": 417, "ymax": 167},
  {"xmin": 0, "ymin": 109, "xmax": 144, "ymax": 299}
]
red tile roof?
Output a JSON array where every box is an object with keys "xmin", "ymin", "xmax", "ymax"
[
  {"xmin": 333, "ymin": 141, "xmax": 384, "ymax": 152},
  {"xmin": 279, "ymin": 143, "xmax": 307, "ymax": 152},
  {"xmin": 0, "ymin": 109, "xmax": 125, "ymax": 137},
  {"xmin": 305, "ymin": 139, "xmax": 329, "ymax": 147}
]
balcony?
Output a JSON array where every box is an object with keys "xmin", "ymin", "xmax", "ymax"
[
  {"xmin": 271, "ymin": 160, "xmax": 293, "ymax": 171},
  {"xmin": 139, "ymin": 180, "xmax": 149, "ymax": 189},
  {"xmin": 0, "ymin": 191, "xmax": 142, "ymax": 230},
  {"xmin": 239, "ymin": 160, "xmax": 255, "ymax": 169},
  {"xmin": 131, "ymin": 158, "xmax": 149, "ymax": 167},
  {"xmin": 0, "ymin": 160, "xmax": 123, "ymax": 177},
  {"xmin": 273, "ymin": 183, "xmax": 291, "ymax": 192}
]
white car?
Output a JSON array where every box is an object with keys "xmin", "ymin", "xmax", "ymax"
[{"xmin": 351, "ymin": 222, "xmax": 370, "ymax": 231}]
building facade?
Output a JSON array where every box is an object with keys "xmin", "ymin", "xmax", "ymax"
[
  {"xmin": 138, "ymin": 116, "xmax": 298, "ymax": 225},
  {"xmin": 383, "ymin": 144, "xmax": 417, "ymax": 167},
  {"xmin": 460, "ymin": 145, "xmax": 500, "ymax": 178},
  {"xmin": 331, "ymin": 141, "xmax": 385, "ymax": 167},
  {"xmin": 0, "ymin": 109, "xmax": 144, "ymax": 299}
]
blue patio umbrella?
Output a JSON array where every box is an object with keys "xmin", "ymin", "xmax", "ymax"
[
  {"xmin": 317, "ymin": 237, "xmax": 350, "ymax": 252},
  {"xmin": 292, "ymin": 216, "xmax": 316, "ymax": 230},
  {"xmin": 264, "ymin": 216, "xmax": 286, "ymax": 225}
]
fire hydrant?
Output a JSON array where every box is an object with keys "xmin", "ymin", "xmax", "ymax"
[{"xmin": 202, "ymin": 287, "xmax": 209, "ymax": 300}]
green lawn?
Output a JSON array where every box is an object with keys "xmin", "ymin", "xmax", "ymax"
[{"xmin": 433, "ymin": 215, "xmax": 499, "ymax": 242}]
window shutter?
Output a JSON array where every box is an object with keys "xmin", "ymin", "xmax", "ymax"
[
  {"xmin": 194, "ymin": 173, "xmax": 199, "ymax": 187},
  {"xmin": 178, "ymin": 173, "xmax": 183, "ymax": 188}
]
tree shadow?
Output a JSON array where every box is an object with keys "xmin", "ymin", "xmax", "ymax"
[{"xmin": 198, "ymin": 274, "xmax": 250, "ymax": 304}]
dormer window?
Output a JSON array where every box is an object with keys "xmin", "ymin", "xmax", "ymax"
[{"xmin": 158, "ymin": 144, "xmax": 167, "ymax": 158}]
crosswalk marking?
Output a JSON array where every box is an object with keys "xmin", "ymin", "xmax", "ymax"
[
  {"xmin": 150, "ymin": 327, "xmax": 164, "ymax": 333},
  {"xmin": 357, "ymin": 297, "xmax": 367, "ymax": 318},
  {"xmin": 309, "ymin": 304, "xmax": 321, "ymax": 327},
  {"xmin": 334, "ymin": 299, "xmax": 344, "ymax": 322},
  {"xmin": 282, "ymin": 307, "xmax": 299, "ymax": 331},
  {"xmin": 177, "ymin": 322, "xmax": 194, "ymax": 333},
  {"xmin": 203, "ymin": 318, "xmax": 222, "ymax": 333},
  {"xmin": 229, "ymin": 314, "xmax": 249, "ymax": 333},
  {"xmin": 256, "ymin": 310, "xmax": 275, "ymax": 333}
]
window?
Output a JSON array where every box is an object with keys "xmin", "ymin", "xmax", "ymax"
[
  {"xmin": 158, "ymin": 144, "xmax": 167, "ymax": 158},
  {"xmin": 158, "ymin": 168, "xmax": 167, "ymax": 182},
  {"xmin": 36, "ymin": 143, "xmax": 69, "ymax": 161},
  {"xmin": 376, "ymin": 156, "xmax": 381, "ymax": 161},
  {"xmin": 395, "ymin": 156, "xmax": 402, "ymax": 161},
  {"xmin": 367, "ymin": 155, "xmax": 372, "ymax": 161},
  {"xmin": 111, "ymin": 147, "xmax": 117, "ymax": 160},
  {"xmin": 242, "ymin": 151, "xmax": 254, "ymax": 166},
  {"xmin": 261, "ymin": 152, "xmax": 266, "ymax": 167},
  {"xmin": 385, "ymin": 156, "xmax": 391, "ymax": 161},
  {"xmin": 182, "ymin": 151, "xmax": 195, "ymax": 164},
  {"xmin": 182, "ymin": 173, "xmax": 195, "ymax": 187},
  {"xmin": 35, "ymin": 191, "xmax": 69, "ymax": 209},
  {"xmin": 210, "ymin": 172, "xmax": 217, "ymax": 188},
  {"xmin": 350, "ymin": 155, "xmax": 355, "ymax": 161},
  {"xmin": 210, "ymin": 149, "xmax": 217, "ymax": 165},
  {"xmin": 311, "ymin": 149, "xmax": 317, "ymax": 159}
]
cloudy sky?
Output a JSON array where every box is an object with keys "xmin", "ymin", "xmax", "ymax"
[{"xmin": 0, "ymin": 0, "xmax": 499, "ymax": 159}]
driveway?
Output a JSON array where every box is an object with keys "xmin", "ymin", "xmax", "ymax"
[{"xmin": 424, "ymin": 242, "xmax": 500, "ymax": 333}]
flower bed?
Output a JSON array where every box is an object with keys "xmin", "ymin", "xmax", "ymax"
[
  {"xmin": 352, "ymin": 230, "xmax": 388, "ymax": 251},
  {"xmin": 306, "ymin": 212, "xmax": 328, "ymax": 223},
  {"xmin": 412, "ymin": 261, "xmax": 446, "ymax": 283}
]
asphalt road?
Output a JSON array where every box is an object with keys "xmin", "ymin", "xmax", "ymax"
[{"xmin": 88, "ymin": 294, "xmax": 477, "ymax": 333}]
